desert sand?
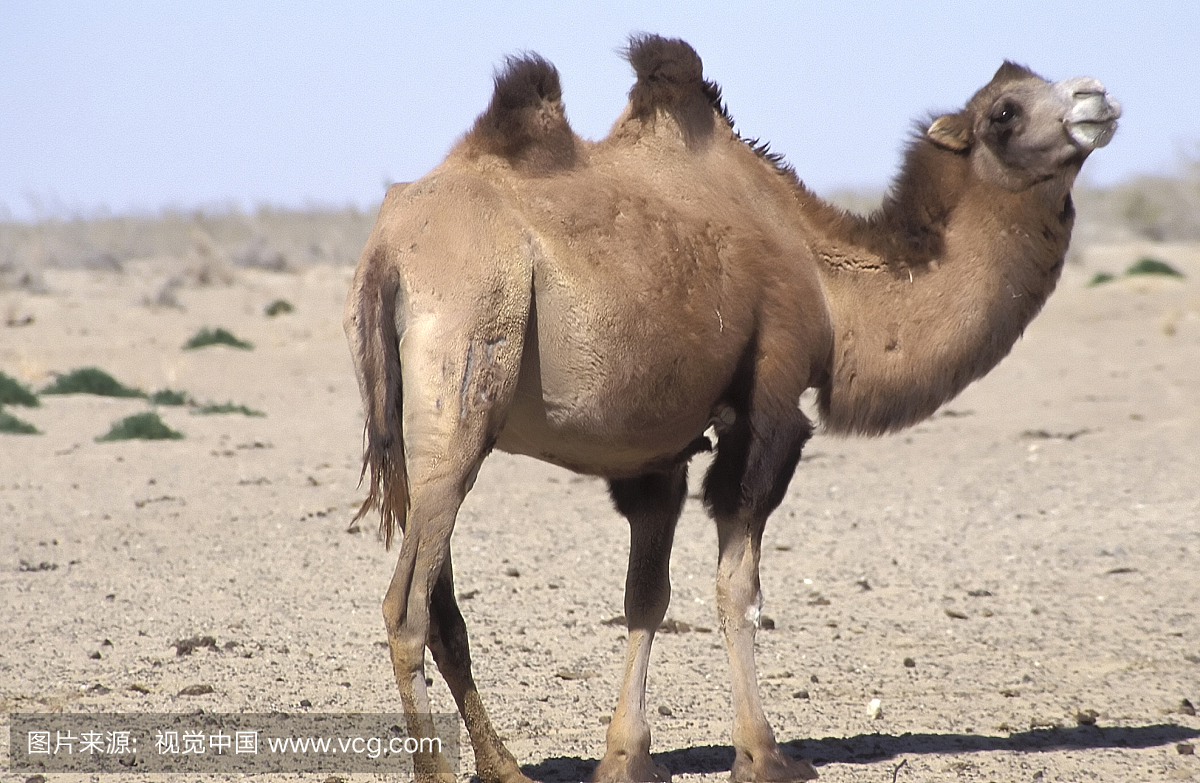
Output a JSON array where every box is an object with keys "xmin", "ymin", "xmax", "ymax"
[{"xmin": 2, "ymin": 236, "xmax": 1198, "ymax": 781}]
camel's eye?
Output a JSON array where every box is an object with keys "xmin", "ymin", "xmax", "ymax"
[{"xmin": 990, "ymin": 102, "xmax": 1019, "ymax": 126}]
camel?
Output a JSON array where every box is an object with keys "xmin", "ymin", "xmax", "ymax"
[{"xmin": 343, "ymin": 35, "xmax": 1119, "ymax": 782}]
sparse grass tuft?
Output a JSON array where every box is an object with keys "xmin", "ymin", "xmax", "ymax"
[
  {"xmin": 0, "ymin": 408, "xmax": 40, "ymax": 434},
  {"xmin": 41, "ymin": 367, "xmax": 146, "ymax": 398},
  {"xmin": 1088, "ymin": 257, "xmax": 1186, "ymax": 287},
  {"xmin": 1126, "ymin": 257, "xmax": 1184, "ymax": 278},
  {"xmin": 96, "ymin": 411, "xmax": 184, "ymax": 442},
  {"xmin": 264, "ymin": 299, "xmax": 294, "ymax": 317},
  {"xmin": 193, "ymin": 401, "xmax": 266, "ymax": 417},
  {"xmin": 149, "ymin": 388, "xmax": 191, "ymax": 406},
  {"xmin": 0, "ymin": 371, "xmax": 39, "ymax": 407},
  {"xmin": 183, "ymin": 327, "xmax": 254, "ymax": 350}
]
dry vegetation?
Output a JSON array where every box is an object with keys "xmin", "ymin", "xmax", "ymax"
[
  {"xmin": 1072, "ymin": 156, "xmax": 1200, "ymax": 245},
  {"xmin": 0, "ymin": 206, "xmax": 376, "ymax": 294},
  {"xmin": 2, "ymin": 162, "xmax": 1198, "ymax": 290}
]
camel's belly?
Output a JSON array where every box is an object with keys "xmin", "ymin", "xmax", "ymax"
[{"xmin": 492, "ymin": 350, "xmax": 718, "ymax": 478}]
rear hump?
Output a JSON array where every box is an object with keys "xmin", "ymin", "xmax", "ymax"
[{"xmin": 464, "ymin": 53, "xmax": 577, "ymax": 172}]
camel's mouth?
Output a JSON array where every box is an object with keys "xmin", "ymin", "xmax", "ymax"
[{"xmin": 1057, "ymin": 77, "xmax": 1121, "ymax": 150}]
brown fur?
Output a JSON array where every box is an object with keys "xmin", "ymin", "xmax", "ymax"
[
  {"xmin": 344, "ymin": 35, "xmax": 1118, "ymax": 783},
  {"xmin": 624, "ymin": 35, "xmax": 704, "ymax": 115},
  {"xmin": 799, "ymin": 61, "xmax": 1087, "ymax": 435},
  {"xmin": 464, "ymin": 54, "xmax": 578, "ymax": 173},
  {"xmin": 618, "ymin": 34, "xmax": 726, "ymax": 148}
]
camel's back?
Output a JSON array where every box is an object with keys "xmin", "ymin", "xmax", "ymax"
[
  {"xmin": 365, "ymin": 34, "xmax": 827, "ymax": 380},
  {"xmin": 350, "ymin": 38, "xmax": 833, "ymax": 477}
]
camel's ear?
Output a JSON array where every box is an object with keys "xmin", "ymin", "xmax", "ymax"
[
  {"xmin": 927, "ymin": 114, "xmax": 972, "ymax": 152},
  {"xmin": 992, "ymin": 61, "xmax": 1037, "ymax": 84}
]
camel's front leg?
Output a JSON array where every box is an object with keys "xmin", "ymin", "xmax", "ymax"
[
  {"xmin": 714, "ymin": 512, "xmax": 817, "ymax": 782},
  {"xmin": 593, "ymin": 467, "xmax": 688, "ymax": 783},
  {"xmin": 705, "ymin": 394, "xmax": 819, "ymax": 782}
]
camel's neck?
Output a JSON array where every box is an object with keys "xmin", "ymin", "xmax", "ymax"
[{"xmin": 801, "ymin": 146, "xmax": 1076, "ymax": 435}]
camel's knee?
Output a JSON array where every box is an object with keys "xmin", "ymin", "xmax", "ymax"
[
  {"xmin": 382, "ymin": 584, "xmax": 430, "ymax": 667},
  {"xmin": 717, "ymin": 585, "xmax": 763, "ymax": 635},
  {"xmin": 383, "ymin": 610, "xmax": 426, "ymax": 662},
  {"xmin": 381, "ymin": 514, "xmax": 455, "ymax": 629},
  {"xmin": 625, "ymin": 580, "xmax": 671, "ymax": 630},
  {"xmin": 381, "ymin": 592, "xmax": 405, "ymax": 638},
  {"xmin": 715, "ymin": 547, "xmax": 763, "ymax": 633},
  {"xmin": 716, "ymin": 567, "xmax": 761, "ymax": 614}
]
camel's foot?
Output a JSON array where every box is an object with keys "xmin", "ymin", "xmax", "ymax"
[
  {"xmin": 591, "ymin": 749, "xmax": 671, "ymax": 783},
  {"xmin": 414, "ymin": 773, "xmax": 457, "ymax": 783},
  {"xmin": 730, "ymin": 746, "xmax": 818, "ymax": 782},
  {"xmin": 473, "ymin": 752, "xmax": 536, "ymax": 783},
  {"xmin": 411, "ymin": 749, "xmax": 459, "ymax": 783}
]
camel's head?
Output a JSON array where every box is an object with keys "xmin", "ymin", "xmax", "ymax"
[{"xmin": 926, "ymin": 62, "xmax": 1121, "ymax": 191}]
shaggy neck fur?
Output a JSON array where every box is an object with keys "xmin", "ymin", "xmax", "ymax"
[{"xmin": 799, "ymin": 141, "xmax": 1078, "ymax": 435}]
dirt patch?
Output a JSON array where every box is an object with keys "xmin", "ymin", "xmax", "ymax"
[{"xmin": 2, "ymin": 248, "xmax": 1198, "ymax": 781}]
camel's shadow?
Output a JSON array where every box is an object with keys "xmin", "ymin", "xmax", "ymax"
[{"xmin": 516, "ymin": 724, "xmax": 1200, "ymax": 781}]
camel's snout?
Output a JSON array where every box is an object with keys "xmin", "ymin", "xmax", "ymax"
[{"xmin": 1055, "ymin": 76, "xmax": 1121, "ymax": 151}]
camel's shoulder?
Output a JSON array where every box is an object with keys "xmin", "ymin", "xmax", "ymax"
[{"xmin": 373, "ymin": 169, "xmax": 514, "ymax": 230}]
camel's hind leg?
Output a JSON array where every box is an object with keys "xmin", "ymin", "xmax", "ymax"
[
  {"xmin": 379, "ymin": 314, "xmax": 528, "ymax": 781},
  {"xmin": 705, "ymin": 401, "xmax": 819, "ymax": 782},
  {"xmin": 380, "ymin": 477, "xmax": 461, "ymax": 780},
  {"xmin": 384, "ymin": 459, "xmax": 497, "ymax": 780},
  {"xmin": 428, "ymin": 552, "xmax": 531, "ymax": 783},
  {"xmin": 593, "ymin": 466, "xmax": 688, "ymax": 783}
]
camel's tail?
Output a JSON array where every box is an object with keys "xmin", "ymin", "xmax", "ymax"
[{"xmin": 346, "ymin": 252, "xmax": 408, "ymax": 549}]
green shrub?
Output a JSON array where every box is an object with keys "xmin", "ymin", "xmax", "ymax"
[
  {"xmin": 192, "ymin": 402, "xmax": 265, "ymax": 417},
  {"xmin": 0, "ymin": 408, "xmax": 39, "ymax": 434},
  {"xmin": 41, "ymin": 367, "xmax": 146, "ymax": 398},
  {"xmin": 0, "ymin": 371, "xmax": 39, "ymax": 407},
  {"xmin": 1125, "ymin": 257, "xmax": 1184, "ymax": 278},
  {"xmin": 264, "ymin": 299, "xmax": 294, "ymax": 317},
  {"xmin": 183, "ymin": 327, "xmax": 254, "ymax": 350},
  {"xmin": 96, "ymin": 412, "xmax": 184, "ymax": 441},
  {"xmin": 149, "ymin": 388, "xmax": 191, "ymax": 406},
  {"xmin": 1088, "ymin": 258, "xmax": 1186, "ymax": 288}
]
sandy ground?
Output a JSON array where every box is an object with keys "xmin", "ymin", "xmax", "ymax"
[{"xmin": 2, "ymin": 241, "xmax": 1199, "ymax": 783}]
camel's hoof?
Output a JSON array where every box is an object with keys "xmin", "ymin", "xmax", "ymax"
[
  {"xmin": 730, "ymin": 747, "xmax": 818, "ymax": 782},
  {"xmin": 472, "ymin": 747, "xmax": 536, "ymax": 783},
  {"xmin": 591, "ymin": 751, "xmax": 671, "ymax": 783},
  {"xmin": 474, "ymin": 760, "xmax": 535, "ymax": 783}
]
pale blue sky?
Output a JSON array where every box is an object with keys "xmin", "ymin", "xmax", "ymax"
[{"xmin": 3, "ymin": 1, "xmax": 1197, "ymax": 220}]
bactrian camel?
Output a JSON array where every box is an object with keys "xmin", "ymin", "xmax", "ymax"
[{"xmin": 344, "ymin": 34, "xmax": 1120, "ymax": 783}]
